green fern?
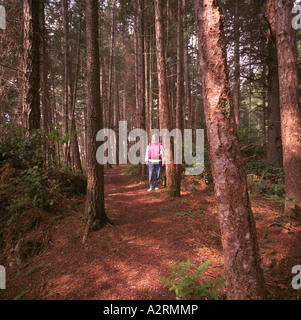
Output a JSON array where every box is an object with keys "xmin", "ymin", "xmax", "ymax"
[{"xmin": 160, "ymin": 260, "xmax": 225, "ymax": 300}]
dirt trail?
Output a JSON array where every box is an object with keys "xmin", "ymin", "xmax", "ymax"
[
  {"xmin": 1, "ymin": 165, "xmax": 221, "ymax": 300},
  {"xmin": 1, "ymin": 165, "xmax": 300, "ymax": 300}
]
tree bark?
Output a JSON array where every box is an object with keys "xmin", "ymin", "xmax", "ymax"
[
  {"xmin": 83, "ymin": 0, "xmax": 108, "ymax": 244},
  {"xmin": 233, "ymin": 0, "xmax": 240, "ymax": 128},
  {"xmin": 175, "ymin": 0, "xmax": 184, "ymax": 196},
  {"xmin": 136, "ymin": 0, "xmax": 146, "ymax": 178},
  {"xmin": 266, "ymin": 0, "xmax": 283, "ymax": 167},
  {"xmin": 194, "ymin": 0, "xmax": 266, "ymax": 300},
  {"xmin": 154, "ymin": 0, "xmax": 177, "ymax": 198},
  {"xmin": 61, "ymin": 0, "xmax": 70, "ymax": 167},
  {"xmin": 22, "ymin": 0, "xmax": 40, "ymax": 132},
  {"xmin": 40, "ymin": 0, "xmax": 50, "ymax": 135},
  {"xmin": 107, "ymin": 0, "xmax": 116, "ymax": 130},
  {"xmin": 183, "ymin": 0, "xmax": 192, "ymax": 131},
  {"xmin": 70, "ymin": 1, "xmax": 83, "ymax": 172},
  {"xmin": 275, "ymin": 0, "xmax": 301, "ymax": 218},
  {"xmin": 261, "ymin": 65, "xmax": 267, "ymax": 142}
]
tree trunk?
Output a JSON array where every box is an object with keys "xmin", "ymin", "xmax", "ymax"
[
  {"xmin": 149, "ymin": 34, "xmax": 154, "ymax": 131},
  {"xmin": 194, "ymin": 0, "xmax": 266, "ymax": 300},
  {"xmin": 70, "ymin": 1, "xmax": 83, "ymax": 172},
  {"xmin": 22, "ymin": 0, "xmax": 40, "ymax": 132},
  {"xmin": 266, "ymin": 0, "xmax": 283, "ymax": 167},
  {"xmin": 61, "ymin": 0, "xmax": 70, "ymax": 167},
  {"xmin": 175, "ymin": 0, "xmax": 184, "ymax": 196},
  {"xmin": 50, "ymin": 65, "xmax": 60, "ymax": 167},
  {"xmin": 40, "ymin": 0, "xmax": 50, "ymax": 135},
  {"xmin": 233, "ymin": 0, "xmax": 240, "ymax": 128},
  {"xmin": 275, "ymin": 0, "xmax": 301, "ymax": 218},
  {"xmin": 40, "ymin": 0, "xmax": 52, "ymax": 166},
  {"xmin": 183, "ymin": 0, "xmax": 192, "ymax": 131},
  {"xmin": 83, "ymin": 0, "xmax": 109, "ymax": 244},
  {"xmin": 145, "ymin": 36, "xmax": 150, "ymax": 137},
  {"xmin": 107, "ymin": 0, "xmax": 116, "ymax": 130},
  {"xmin": 136, "ymin": 0, "xmax": 146, "ymax": 178},
  {"xmin": 261, "ymin": 65, "xmax": 267, "ymax": 142},
  {"xmin": 154, "ymin": 0, "xmax": 177, "ymax": 198}
]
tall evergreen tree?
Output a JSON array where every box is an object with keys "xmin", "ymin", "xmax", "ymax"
[
  {"xmin": 275, "ymin": 0, "xmax": 301, "ymax": 218},
  {"xmin": 154, "ymin": 0, "xmax": 177, "ymax": 198},
  {"xmin": 83, "ymin": 0, "xmax": 109, "ymax": 244},
  {"xmin": 194, "ymin": 0, "xmax": 266, "ymax": 299},
  {"xmin": 22, "ymin": 0, "xmax": 40, "ymax": 132}
]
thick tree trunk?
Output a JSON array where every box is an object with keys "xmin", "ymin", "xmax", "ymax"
[
  {"xmin": 266, "ymin": 0, "xmax": 283, "ymax": 167},
  {"xmin": 275, "ymin": 0, "xmax": 301, "ymax": 218},
  {"xmin": 154, "ymin": 0, "xmax": 177, "ymax": 198},
  {"xmin": 22, "ymin": 0, "xmax": 40, "ymax": 132},
  {"xmin": 194, "ymin": 0, "xmax": 266, "ymax": 300},
  {"xmin": 83, "ymin": 0, "xmax": 108, "ymax": 244}
]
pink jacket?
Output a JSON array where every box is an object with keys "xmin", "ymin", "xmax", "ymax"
[{"xmin": 145, "ymin": 143, "xmax": 165, "ymax": 165}]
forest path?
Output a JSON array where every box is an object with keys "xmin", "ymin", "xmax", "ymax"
[
  {"xmin": 2, "ymin": 165, "xmax": 298, "ymax": 300},
  {"xmin": 2, "ymin": 165, "xmax": 222, "ymax": 300}
]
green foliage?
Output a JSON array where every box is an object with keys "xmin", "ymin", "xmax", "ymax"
[
  {"xmin": 188, "ymin": 184, "xmax": 197, "ymax": 191},
  {"xmin": 13, "ymin": 283, "xmax": 32, "ymax": 300},
  {"xmin": 269, "ymin": 215, "xmax": 290, "ymax": 229},
  {"xmin": 121, "ymin": 163, "xmax": 142, "ymax": 177},
  {"xmin": 255, "ymin": 180, "xmax": 267, "ymax": 194},
  {"xmin": 1, "ymin": 166, "xmax": 63, "ymax": 229},
  {"xmin": 245, "ymin": 161, "xmax": 284, "ymax": 183},
  {"xmin": 160, "ymin": 260, "xmax": 225, "ymax": 300},
  {"xmin": 0, "ymin": 124, "xmax": 43, "ymax": 169},
  {"xmin": 246, "ymin": 160, "xmax": 286, "ymax": 205},
  {"xmin": 0, "ymin": 124, "xmax": 86, "ymax": 229},
  {"xmin": 0, "ymin": 123, "xmax": 64, "ymax": 169},
  {"xmin": 175, "ymin": 209, "xmax": 204, "ymax": 218},
  {"xmin": 6, "ymin": 196, "xmax": 30, "ymax": 227}
]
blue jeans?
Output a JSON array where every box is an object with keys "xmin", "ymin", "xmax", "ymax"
[{"xmin": 149, "ymin": 162, "xmax": 162, "ymax": 189}]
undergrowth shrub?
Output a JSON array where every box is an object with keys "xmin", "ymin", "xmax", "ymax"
[
  {"xmin": 245, "ymin": 160, "xmax": 286, "ymax": 204},
  {"xmin": 121, "ymin": 163, "xmax": 141, "ymax": 177},
  {"xmin": 0, "ymin": 124, "xmax": 86, "ymax": 229},
  {"xmin": 0, "ymin": 124, "xmax": 44, "ymax": 169},
  {"xmin": 160, "ymin": 260, "xmax": 225, "ymax": 300}
]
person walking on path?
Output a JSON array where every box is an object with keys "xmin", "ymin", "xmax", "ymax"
[{"xmin": 145, "ymin": 134, "xmax": 165, "ymax": 191}]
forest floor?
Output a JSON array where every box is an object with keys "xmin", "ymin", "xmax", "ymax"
[{"xmin": 1, "ymin": 165, "xmax": 301, "ymax": 300}]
